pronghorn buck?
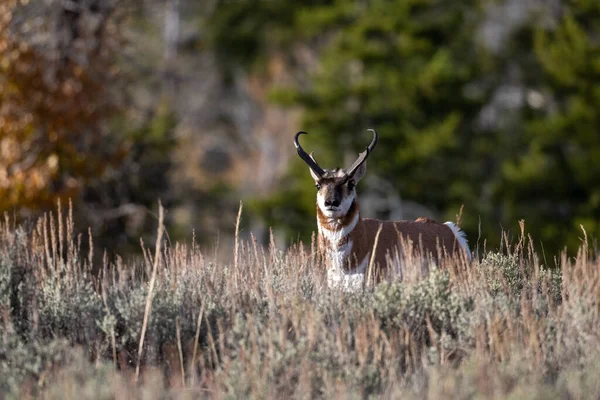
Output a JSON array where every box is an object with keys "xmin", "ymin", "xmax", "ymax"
[{"xmin": 295, "ymin": 129, "xmax": 471, "ymax": 291}]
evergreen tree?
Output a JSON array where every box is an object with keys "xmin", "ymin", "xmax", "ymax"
[
  {"xmin": 261, "ymin": 0, "xmax": 600, "ymax": 254},
  {"xmin": 264, "ymin": 0, "xmax": 492, "ymax": 245},
  {"xmin": 499, "ymin": 0, "xmax": 600, "ymax": 251}
]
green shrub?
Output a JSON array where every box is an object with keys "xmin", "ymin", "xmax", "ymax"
[{"xmin": 4, "ymin": 209, "xmax": 600, "ymax": 398}]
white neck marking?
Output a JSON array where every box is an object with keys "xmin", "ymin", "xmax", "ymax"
[
  {"xmin": 318, "ymin": 210, "xmax": 371, "ymax": 292},
  {"xmin": 318, "ymin": 211, "xmax": 359, "ymax": 247}
]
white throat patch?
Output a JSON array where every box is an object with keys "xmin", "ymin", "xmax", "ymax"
[{"xmin": 318, "ymin": 211, "xmax": 359, "ymax": 245}]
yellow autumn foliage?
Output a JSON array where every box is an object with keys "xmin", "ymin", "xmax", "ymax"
[{"xmin": 0, "ymin": 0, "xmax": 121, "ymax": 213}]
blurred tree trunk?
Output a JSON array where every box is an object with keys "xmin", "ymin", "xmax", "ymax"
[{"xmin": 163, "ymin": 0, "xmax": 179, "ymax": 98}]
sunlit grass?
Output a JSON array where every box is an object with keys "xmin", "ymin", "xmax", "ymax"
[{"xmin": 0, "ymin": 203, "xmax": 598, "ymax": 399}]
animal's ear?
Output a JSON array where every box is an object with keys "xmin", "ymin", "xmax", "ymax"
[
  {"xmin": 309, "ymin": 167, "xmax": 321, "ymax": 182},
  {"xmin": 308, "ymin": 152, "xmax": 322, "ymax": 182},
  {"xmin": 350, "ymin": 160, "xmax": 367, "ymax": 183}
]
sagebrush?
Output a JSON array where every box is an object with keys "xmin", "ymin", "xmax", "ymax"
[{"xmin": 0, "ymin": 206, "xmax": 598, "ymax": 399}]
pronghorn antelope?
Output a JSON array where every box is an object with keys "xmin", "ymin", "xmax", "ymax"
[{"xmin": 295, "ymin": 129, "xmax": 471, "ymax": 291}]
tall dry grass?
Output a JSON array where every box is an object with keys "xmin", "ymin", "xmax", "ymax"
[{"xmin": 0, "ymin": 204, "xmax": 599, "ymax": 399}]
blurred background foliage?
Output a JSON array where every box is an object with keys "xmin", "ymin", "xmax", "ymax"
[{"xmin": 0, "ymin": 0, "xmax": 599, "ymax": 258}]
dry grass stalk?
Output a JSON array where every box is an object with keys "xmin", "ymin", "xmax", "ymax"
[
  {"xmin": 175, "ymin": 316, "xmax": 185, "ymax": 387},
  {"xmin": 190, "ymin": 301, "xmax": 205, "ymax": 386},
  {"xmin": 57, "ymin": 199, "xmax": 64, "ymax": 272},
  {"xmin": 135, "ymin": 201, "xmax": 165, "ymax": 383},
  {"xmin": 366, "ymin": 223, "xmax": 384, "ymax": 287},
  {"xmin": 234, "ymin": 200, "xmax": 243, "ymax": 291}
]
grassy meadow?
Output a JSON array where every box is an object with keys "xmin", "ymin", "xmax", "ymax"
[{"xmin": 1, "ymin": 203, "xmax": 599, "ymax": 399}]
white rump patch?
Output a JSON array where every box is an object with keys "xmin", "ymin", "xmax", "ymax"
[{"xmin": 444, "ymin": 222, "xmax": 472, "ymax": 262}]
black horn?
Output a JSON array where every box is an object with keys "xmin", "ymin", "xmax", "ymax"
[
  {"xmin": 343, "ymin": 129, "xmax": 378, "ymax": 181},
  {"xmin": 294, "ymin": 131, "xmax": 325, "ymax": 177}
]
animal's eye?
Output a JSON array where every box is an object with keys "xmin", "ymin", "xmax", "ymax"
[
  {"xmin": 347, "ymin": 181, "xmax": 355, "ymax": 190},
  {"xmin": 315, "ymin": 183, "xmax": 321, "ymax": 190}
]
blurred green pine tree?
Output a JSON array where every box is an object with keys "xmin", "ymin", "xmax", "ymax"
[
  {"xmin": 499, "ymin": 1, "xmax": 600, "ymax": 252},
  {"xmin": 265, "ymin": 0, "xmax": 491, "ymax": 246},
  {"xmin": 209, "ymin": 0, "xmax": 600, "ymax": 255}
]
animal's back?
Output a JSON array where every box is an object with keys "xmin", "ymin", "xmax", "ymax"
[{"xmin": 359, "ymin": 217, "xmax": 461, "ymax": 265}]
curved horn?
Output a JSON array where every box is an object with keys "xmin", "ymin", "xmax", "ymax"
[
  {"xmin": 344, "ymin": 128, "xmax": 378, "ymax": 180},
  {"xmin": 294, "ymin": 131, "xmax": 325, "ymax": 178}
]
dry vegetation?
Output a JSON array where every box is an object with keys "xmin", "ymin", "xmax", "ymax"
[{"xmin": 0, "ymin": 203, "xmax": 599, "ymax": 399}]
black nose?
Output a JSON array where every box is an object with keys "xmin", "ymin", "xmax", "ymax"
[{"xmin": 325, "ymin": 199, "xmax": 340, "ymax": 207}]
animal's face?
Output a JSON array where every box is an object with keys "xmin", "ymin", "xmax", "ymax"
[
  {"xmin": 312, "ymin": 166, "xmax": 365, "ymax": 219},
  {"xmin": 294, "ymin": 129, "xmax": 377, "ymax": 219}
]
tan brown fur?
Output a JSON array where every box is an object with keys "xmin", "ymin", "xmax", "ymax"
[{"xmin": 317, "ymin": 203, "xmax": 462, "ymax": 282}]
